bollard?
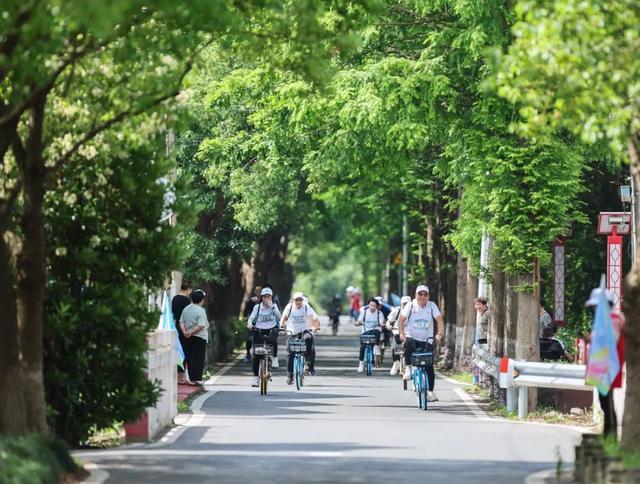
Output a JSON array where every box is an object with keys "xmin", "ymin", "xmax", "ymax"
[{"xmin": 518, "ymin": 387, "xmax": 528, "ymax": 420}]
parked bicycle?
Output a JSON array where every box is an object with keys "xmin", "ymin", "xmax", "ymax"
[
  {"xmin": 411, "ymin": 337, "xmax": 435, "ymax": 410},
  {"xmin": 360, "ymin": 333, "xmax": 377, "ymax": 376}
]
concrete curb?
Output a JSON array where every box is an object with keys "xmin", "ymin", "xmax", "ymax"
[
  {"xmin": 80, "ymin": 463, "xmax": 109, "ymax": 483},
  {"xmin": 435, "ymin": 371, "xmax": 473, "ymax": 387}
]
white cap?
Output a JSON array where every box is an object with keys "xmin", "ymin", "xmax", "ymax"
[
  {"xmin": 585, "ymin": 288, "xmax": 614, "ymax": 307},
  {"xmin": 293, "ymin": 292, "xmax": 304, "ymax": 300},
  {"xmin": 415, "ymin": 285, "xmax": 430, "ymax": 295},
  {"xmin": 353, "ymin": 288, "xmax": 361, "ymax": 294},
  {"xmin": 401, "ymin": 296, "xmax": 411, "ymax": 305},
  {"xmin": 346, "ymin": 285, "xmax": 354, "ymax": 292},
  {"xmin": 260, "ymin": 287, "xmax": 273, "ymax": 297},
  {"xmin": 375, "ymin": 296, "xmax": 383, "ymax": 303}
]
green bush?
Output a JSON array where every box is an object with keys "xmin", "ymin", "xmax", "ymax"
[
  {"xmin": 0, "ymin": 434, "xmax": 77, "ymax": 484},
  {"xmin": 43, "ymin": 138, "xmax": 191, "ymax": 446}
]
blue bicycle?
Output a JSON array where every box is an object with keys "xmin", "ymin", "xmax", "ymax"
[
  {"xmin": 360, "ymin": 334, "xmax": 377, "ymax": 376},
  {"xmin": 411, "ymin": 337, "xmax": 435, "ymax": 410},
  {"xmin": 288, "ymin": 337, "xmax": 307, "ymax": 391}
]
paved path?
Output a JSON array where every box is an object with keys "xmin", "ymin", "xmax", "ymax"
[{"xmin": 77, "ymin": 318, "xmax": 581, "ymax": 483}]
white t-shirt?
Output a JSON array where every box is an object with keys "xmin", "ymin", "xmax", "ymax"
[
  {"xmin": 400, "ymin": 300, "xmax": 441, "ymax": 342},
  {"xmin": 387, "ymin": 306, "xmax": 401, "ymax": 333},
  {"xmin": 248, "ymin": 302, "xmax": 282, "ymax": 330},
  {"xmin": 282, "ymin": 303, "xmax": 312, "ymax": 334},
  {"xmin": 357, "ymin": 308, "xmax": 383, "ymax": 332}
]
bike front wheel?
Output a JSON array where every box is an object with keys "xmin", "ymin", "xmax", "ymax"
[
  {"xmin": 422, "ymin": 372, "xmax": 428, "ymax": 411},
  {"xmin": 294, "ymin": 355, "xmax": 304, "ymax": 390},
  {"xmin": 259, "ymin": 358, "xmax": 268, "ymax": 395},
  {"xmin": 365, "ymin": 346, "xmax": 373, "ymax": 376}
]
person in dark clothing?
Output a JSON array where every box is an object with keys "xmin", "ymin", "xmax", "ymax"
[
  {"xmin": 172, "ymin": 280, "xmax": 192, "ymax": 384},
  {"xmin": 243, "ymin": 286, "xmax": 262, "ymax": 363},
  {"xmin": 539, "ymin": 326, "xmax": 571, "ymax": 362}
]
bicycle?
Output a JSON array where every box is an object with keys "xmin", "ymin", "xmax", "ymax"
[
  {"xmin": 252, "ymin": 327, "xmax": 285, "ymax": 396},
  {"xmin": 393, "ymin": 345, "xmax": 407, "ymax": 390},
  {"xmin": 411, "ymin": 337, "xmax": 435, "ymax": 410},
  {"xmin": 360, "ymin": 333, "xmax": 377, "ymax": 376},
  {"xmin": 287, "ymin": 334, "xmax": 309, "ymax": 391}
]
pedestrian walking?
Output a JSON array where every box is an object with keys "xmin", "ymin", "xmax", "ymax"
[
  {"xmin": 474, "ymin": 297, "xmax": 490, "ymax": 345},
  {"xmin": 180, "ymin": 289, "xmax": 210, "ymax": 386},
  {"xmin": 172, "ymin": 280, "xmax": 192, "ymax": 384}
]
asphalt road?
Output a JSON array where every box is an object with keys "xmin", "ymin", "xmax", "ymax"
[{"xmin": 77, "ymin": 318, "xmax": 581, "ymax": 483}]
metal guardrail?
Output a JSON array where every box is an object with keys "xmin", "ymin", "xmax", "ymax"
[{"xmin": 472, "ymin": 344, "xmax": 592, "ymax": 419}]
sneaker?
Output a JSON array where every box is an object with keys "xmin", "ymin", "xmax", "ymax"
[
  {"xmin": 390, "ymin": 361, "xmax": 399, "ymax": 376},
  {"xmin": 373, "ymin": 345, "xmax": 381, "ymax": 356},
  {"xmin": 287, "ymin": 375, "xmax": 294, "ymax": 385},
  {"xmin": 309, "ymin": 368, "xmax": 316, "ymax": 376},
  {"xmin": 402, "ymin": 365, "xmax": 413, "ymax": 380},
  {"xmin": 244, "ymin": 354, "xmax": 252, "ymax": 363},
  {"xmin": 272, "ymin": 357, "xmax": 279, "ymax": 369},
  {"xmin": 357, "ymin": 361, "xmax": 364, "ymax": 373},
  {"xmin": 427, "ymin": 391, "xmax": 439, "ymax": 402},
  {"xmin": 251, "ymin": 376, "xmax": 259, "ymax": 387}
]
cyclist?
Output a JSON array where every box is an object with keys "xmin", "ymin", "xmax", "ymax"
[
  {"xmin": 247, "ymin": 287, "xmax": 282, "ymax": 387},
  {"xmin": 374, "ymin": 296, "xmax": 393, "ymax": 347},
  {"xmin": 398, "ymin": 285, "xmax": 444, "ymax": 401},
  {"xmin": 386, "ymin": 295, "xmax": 411, "ymax": 375},
  {"xmin": 355, "ymin": 297, "xmax": 383, "ymax": 373},
  {"xmin": 280, "ymin": 292, "xmax": 320, "ymax": 384}
]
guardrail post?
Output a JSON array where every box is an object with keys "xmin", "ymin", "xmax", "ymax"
[
  {"xmin": 506, "ymin": 388, "xmax": 517, "ymax": 412},
  {"xmin": 518, "ymin": 387, "xmax": 528, "ymax": 420}
]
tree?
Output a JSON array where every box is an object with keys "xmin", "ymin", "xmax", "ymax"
[
  {"xmin": 0, "ymin": 0, "xmax": 376, "ymax": 435},
  {"xmin": 494, "ymin": 0, "xmax": 640, "ymax": 451}
]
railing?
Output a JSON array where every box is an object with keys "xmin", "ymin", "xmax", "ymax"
[{"xmin": 472, "ymin": 344, "xmax": 591, "ymax": 419}]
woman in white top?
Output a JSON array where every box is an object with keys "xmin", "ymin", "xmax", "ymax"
[
  {"xmin": 247, "ymin": 287, "xmax": 282, "ymax": 387},
  {"xmin": 355, "ymin": 298, "xmax": 383, "ymax": 373},
  {"xmin": 386, "ymin": 295, "xmax": 412, "ymax": 375},
  {"xmin": 280, "ymin": 292, "xmax": 320, "ymax": 384},
  {"xmin": 398, "ymin": 285, "xmax": 444, "ymax": 401}
]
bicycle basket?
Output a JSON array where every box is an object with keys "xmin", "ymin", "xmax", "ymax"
[
  {"xmin": 411, "ymin": 351, "xmax": 433, "ymax": 367},
  {"xmin": 288, "ymin": 341, "xmax": 306, "ymax": 353},
  {"xmin": 360, "ymin": 334, "xmax": 377, "ymax": 345},
  {"xmin": 253, "ymin": 345, "xmax": 272, "ymax": 356}
]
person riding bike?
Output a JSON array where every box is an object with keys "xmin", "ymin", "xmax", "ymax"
[
  {"xmin": 355, "ymin": 298, "xmax": 383, "ymax": 373},
  {"xmin": 280, "ymin": 292, "xmax": 320, "ymax": 384},
  {"xmin": 328, "ymin": 295, "xmax": 342, "ymax": 334},
  {"xmin": 247, "ymin": 287, "xmax": 282, "ymax": 387},
  {"xmin": 398, "ymin": 285, "xmax": 444, "ymax": 402},
  {"xmin": 386, "ymin": 295, "xmax": 412, "ymax": 375}
]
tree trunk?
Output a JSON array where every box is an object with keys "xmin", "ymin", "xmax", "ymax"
[
  {"xmin": 454, "ymin": 255, "xmax": 468, "ymax": 369},
  {"xmin": 505, "ymin": 273, "xmax": 519, "ymax": 358},
  {"xmin": 252, "ymin": 229, "xmax": 293, "ymax": 305},
  {"xmin": 621, "ymin": 133, "xmax": 640, "ymax": 452},
  {"xmin": 514, "ymin": 263, "xmax": 540, "ymax": 411},
  {"xmin": 442, "ymin": 258, "xmax": 457, "ymax": 370},
  {"xmin": 457, "ymin": 259, "xmax": 478, "ymax": 370},
  {"xmin": 0, "ymin": 217, "xmax": 27, "ymax": 434},
  {"xmin": 15, "ymin": 97, "xmax": 48, "ymax": 432},
  {"xmin": 490, "ymin": 268, "xmax": 506, "ymax": 358}
]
